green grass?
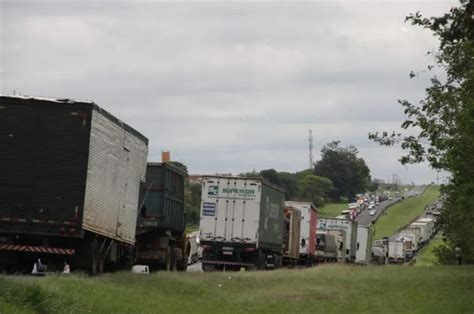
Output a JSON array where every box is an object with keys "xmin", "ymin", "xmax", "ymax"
[
  {"xmin": 415, "ymin": 234, "xmax": 444, "ymax": 267},
  {"xmin": 1, "ymin": 266, "xmax": 473, "ymax": 313},
  {"xmin": 373, "ymin": 185, "xmax": 440, "ymax": 239},
  {"xmin": 319, "ymin": 203, "xmax": 347, "ymax": 218}
]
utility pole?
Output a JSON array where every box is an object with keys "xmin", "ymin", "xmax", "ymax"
[{"xmin": 308, "ymin": 130, "xmax": 314, "ymax": 170}]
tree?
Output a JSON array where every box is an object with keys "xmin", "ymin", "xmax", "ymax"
[
  {"xmin": 184, "ymin": 181, "xmax": 201, "ymax": 225},
  {"xmin": 314, "ymin": 141, "xmax": 371, "ymax": 201},
  {"xmin": 369, "ymin": 1, "xmax": 474, "ymax": 263},
  {"xmin": 260, "ymin": 169, "xmax": 281, "ymax": 186},
  {"xmin": 367, "ymin": 180, "xmax": 379, "ymax": 193},
  {"xmin": 277, "ymin": 172, "xmax": 299, "ymax": 200},
  {"xmin": 297, "ymin": 175, "xmax": 334, "ymax": 207}
]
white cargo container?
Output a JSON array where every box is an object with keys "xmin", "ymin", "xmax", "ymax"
[
  {"xmin": 317, "ymin": 218, "xmax": 357, "ymax": 261},
  {"xmin": 388, "ymin": 237, "xmax": 405, "ymax": 263},
  {"xmin": 355, "ymin": 225, "xmax": 373, "ymax": 264},
  {"xmin": 409, "ymin": 222, "xmax": 430, "ymax": 243},
  {"xmin": 398, "ymin": 229, "xmax": 420, "ymax": 252},
  {"xmin": 416, "ymin": 217, "xmax": 436, "ymax": 238},
  {"xmin": 199, "ymin": 176, "xmax": 285, "ymax": 270}
]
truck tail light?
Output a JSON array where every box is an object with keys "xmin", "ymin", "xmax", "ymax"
[{"xmin": 243, "ymin": 247, "xmax": 256, "ymax": 252}]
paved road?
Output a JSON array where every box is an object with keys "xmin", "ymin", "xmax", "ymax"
[{"xmin": 355, "ymin": 186, "xmax": 426, "ymax": 226}]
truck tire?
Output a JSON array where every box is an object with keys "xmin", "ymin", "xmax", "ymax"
[
  {"xmin": 256, "ymin": 249, "xmax": 266, "ymax": 270},
  {"xmin": 202, "ymin": 263, "xmax": 216, "ymax": 272},
  {"xmin": 90, "ymin": 238, "xmax": 99, "ymax": 276},
  {"xmin": 171, "ymin": 247, "xmax": 178, "ymax": 271},
  {"xmin": 165, "ymin": 246, "xmax": 172, "ymax": 271}
]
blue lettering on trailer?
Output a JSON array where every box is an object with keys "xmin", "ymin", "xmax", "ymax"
[{"xmin": 203, "ymin": 203, "xmax": 216, "ymax": 216}]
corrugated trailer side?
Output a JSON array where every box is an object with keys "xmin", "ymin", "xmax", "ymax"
[{"xmin": 82, "ymin": 105, "xmax": 148, "ymax": 244}]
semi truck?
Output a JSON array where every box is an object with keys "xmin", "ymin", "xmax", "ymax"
[
  {"xmin": 285, "ymin": 201, "xmax": 318, "ymax": 266},
  {"xmin": 317, "ymin": 218, "xmax": 357, "ymax": 262},
  {"xmin": 199, "ymin": 176, "xmax": 285, "ymax": 271},
  {"xmin": 135, "ymin": 162, "xmax": 188, "ymax": 271},
  {"xmin": 0, "ymin": 95, "xmax": 148, "ymax": 274}
]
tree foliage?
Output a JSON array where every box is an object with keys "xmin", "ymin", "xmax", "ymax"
[
  {"xmin": 314, "ymin": 141, "xmax": 371, "ymax": 201},
  {"xmin": 369, "ymin": 0, "xmax": 474, "ymax": 263},
  {"xmin": 297, "ymin": 175, "xmax": 334, "ymax": 207}
]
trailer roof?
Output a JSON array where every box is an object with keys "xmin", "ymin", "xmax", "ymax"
[
  {"xmin": 201, "ymin": 175, "xmax": 287, "ymax": 193},
  {"xmin": 1, "ymin": 95, "xmax": 148, "ymax": 145},
  {"xmin": 284, "ymin": 201, "xmax": 318, "ymax": 212}
]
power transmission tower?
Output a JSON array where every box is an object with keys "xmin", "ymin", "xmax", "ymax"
[{"xmin": 309, "ymin": 130, "xmax": 314, "ymax": 169}]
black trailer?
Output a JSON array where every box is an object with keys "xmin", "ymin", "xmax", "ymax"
[{"xmin": 0, "ymin": 95, "xmax": 148, "ymax": 274}]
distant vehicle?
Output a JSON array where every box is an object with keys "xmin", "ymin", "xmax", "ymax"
[
  {"xmin": 388, "ymin": 196, "xmax": 393, "ymax": 200},
  {"xmin": 368, "ymin": 201, "xmax": 375, "ymax": 209},
  {"xmin": 369, "ymin": 210, "xmax": 376, "ymax": 216}
]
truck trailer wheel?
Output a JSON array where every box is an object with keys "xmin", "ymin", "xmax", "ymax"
[
  {"xmin": 90, "ymin": 238, "xmax": 99, "ymax": 276},
  {"xmin": 165, "ymin": 246, "xmax": 172, "ymax": 271},
  {"xmin": 256, "ymin": 249, "xmax": 266, "ymax": 270},
  {"xmin": 202, "ymin": 263, "xmax": 216, "ymax": 272},
  {"xmin": 170, "ymin": 247, "xmax": 178, "ymax": 271}
]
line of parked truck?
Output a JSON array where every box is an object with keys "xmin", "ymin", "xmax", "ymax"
[
  {"xmin": 0, "ymin": 95, "xmax": 434, "ymax": 275},
  {"xmin": 372, "ymin": 202, "xmax": 442, "ymax": 265}
]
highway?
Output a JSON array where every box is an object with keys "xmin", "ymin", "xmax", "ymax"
[{"xmin": 355, "ymin": 186, "xmax": 426, "ymax": 226}]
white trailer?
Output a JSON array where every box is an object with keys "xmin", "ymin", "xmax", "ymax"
[
  {"xmin": 398, "ymin": 229, "xmax": 420, "ymax": 252},
  {"xmin": 409, "ymin": 222, "xmax": 430, "ymax": 244},
  {"xmin": 416, "ymin": 218, "xmax": 436, "ymax": 238},
  {"xmin": 199, "ymin": 176, "xmax": 285, "ymax": 271},
  {"xmin": 355, "ymin": 225, "xmax": 373, "ymax": 264},
  {"xmin": 388, "ymin": 237, "xmax": 405, "ymax": 263}
]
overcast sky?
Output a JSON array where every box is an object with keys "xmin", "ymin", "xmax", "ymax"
[{"xmin": 1, "ymin": 0, "xmax": 455, "ymax": 184}]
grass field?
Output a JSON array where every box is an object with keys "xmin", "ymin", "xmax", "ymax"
[
  {"xmin": 373, "ymin": 185, "xmax": 440, "ymax": 239},
  {"xmin": 318, "ymin": 203, "xmax": 347, "ymax": 218},
  {"xmin": 415, "ymin": 234, "xmax": 444, "ymax": 267},
  {"xmin": 1, "ymin": 265, "xmax": 473, "ymax": 314}
]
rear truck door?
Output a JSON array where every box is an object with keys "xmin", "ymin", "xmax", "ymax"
[{"xmin": 229, "ymin": 179, "xmax": 260, "ymax": 242}]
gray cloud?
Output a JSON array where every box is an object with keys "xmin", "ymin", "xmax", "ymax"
[{"xmin": 1, "ymin": 0, "xmax": 456, "ymax": 183}]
